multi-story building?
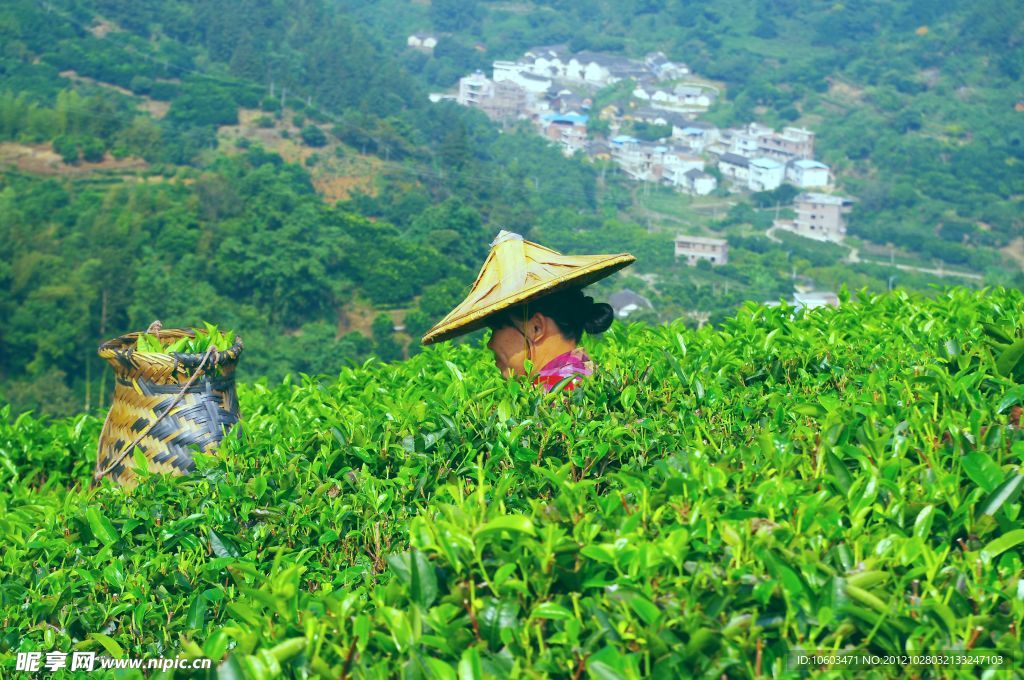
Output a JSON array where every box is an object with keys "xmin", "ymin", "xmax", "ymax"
[
  {"xmin": 541, "ymin": 113, "xmax": 588, "ymax": 156},
  {"xmin": 779, "ymin": 192, "xmax": 854, "ymax": 243},
  {"xmin": 479, "ymin": 80, "xmax": 528, "ymax": 120},
  {"xmin": 457, "ymin": 71, "xmax": 494, "ymax": 107},
  {"xmin": 675, "ymin": 234, "xmax": 729, "ymax": 266},
  {"xmin": 747, "ymin": 157, "xmax": 785, "ymax": 192},
  {"xmin": 718, "ymin": 152, "xmax": 750, "ymax": 183},
  {"xmin": 758, "ymin": 126, "xmax": 815, "ymax": 160},
  {"xmin": 786, "ymin": 159, "xmax": 830, "ymax": 188}
]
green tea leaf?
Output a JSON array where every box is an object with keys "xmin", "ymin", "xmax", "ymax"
[
  {"xmin": 961, "ymin": 452, "xmax": 1004, "ymax": 493},
  {"xmin": 977, "ymin": 473, "xmax": 1024, "ymax": 517},
  {"xmin": 458, "ymin": 646, "xmax": 484, "ymax": 680},
  {"xmin": 531, "ymin": 601, "xmax": 574, "ymax": 620},
  {"xmin": 475, "ymin": 515, "xmax": 535, "ymax": 538},
  {"xmin": 89, "ymin": 633, "xmax": 124, "ymax": 658},
  {"xmin": 996, "ymin": 339, "xmax": 1024, "ymax": 377},
  {"xmin": 86, "ymin": 508, "xmax": 119, "ymax": 545},
  {"xmin": 209, "ymin": 529, "xmax": 241, "ymax": 558},
  {"xmin": 386, "ymin": 550, "xmax": 438, "ymax": 609},
  {"xmin": 980, "ymin": 529, "xmax": 1024, "ymax": 564}
]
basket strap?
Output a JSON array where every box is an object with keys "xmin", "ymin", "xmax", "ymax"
[{"xmin": 93, "ymin": 345, "xmax": 219, "ymax": 484}]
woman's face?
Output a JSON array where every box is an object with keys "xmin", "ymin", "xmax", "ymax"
[{"xmin": 486, "ymin": 319, "xmax": 530, "ymax": 378}]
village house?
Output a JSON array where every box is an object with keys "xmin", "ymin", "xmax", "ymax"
[
  {"xmin": 632, "ymin": 82, "xmax": 714, "ymax": 110},
  {"xmin": 610, "ymin": 135, "xmax": 647, "ymax": 179},
  {"xmin": 456, "ymin": 71, "xmax": 529, "ymax": 121},
  {"xmin": 671, "ymin": 119, "xmax": 719, "ymax": 152},
  {"xmin": 492, "ymin": 61, "xmax": 553, "ymax": 95},
  {"xmin": 644, "ymin": 52, "xmax": 689, "ymax": 80},
  {"xmin": 608, "ymin": 289, "xmax": 655, "ymax": 319},
  {"xmin": 586, "ymin": 140, "xmax": 612, "ymax": 160},
  {"xmin": 671, "ymin": 85, "xmax": 714, "ymax": 109},
  {"xmin": 522, "ymin": 45, "xmax": 571, "ymax": 78},
  {"xmin": 786, "ymin": 159, "xmax": 830, "ymax": 188},
  {"xmin": 507, "ymin": 46, "xmax": 658, "ymax": 88},
  {"xmin": 764, "ymin": 291, "xmax": 840, "ymax": 311},
  {"xmin": 681, "ymin": 168, "xmax": 717, "ymax": 196},
  {"xmin": 552, "ymin": 90, "xmax": 591, "ymax": 114},
  {"xmin": 775, "ymin": 192, "xmax": 854, "ymax": 243},
  {"xmin": 675, "ymin": 234, "xmax": 729, "ymax": 266},
  {"xmin": 407, "ymin": 33, "xmax": 438, "ymax": 53},
  {"xmin": 717, "ymin": 152, "xmax": 750, "ymax": 183},
  {"xmin": 726, "ymin": 123, "xmax": 815, "ymax": 161},
  {"xmin": 765, "ymin": 292, "xmax": 843, "ymax": 313},
  {"xmin": 541, "ymin": 113, "xmax": 589, "ymax": 156},
  {"xmin": 457, "ymin": 71, "xmax": 493, "ymax": 107},
  {"xmin": 747, "ymin": 157, "xmax": 785, "ymax": 192},
  {"xmin": 627, "ymin": 107, "xmax": 679, "ymax": 127},
  {"xmin": 660, "ymin": 150, "xmax": 705, "ymax": 187},
  {"xmin": 759, "ymin": 126, "xmax": 815, "ymax": 160},
  {"xmin": 729, "ymin": 122, "xmax": 772, "ymax": 156},
  {"xmin": 482, "ymin": 81, "xmax": 529, "ymax": 120}
]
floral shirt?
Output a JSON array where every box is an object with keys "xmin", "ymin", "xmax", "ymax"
[{"xmin": 533, "ymin": 347, "xmax": 595, "ymax": 392}]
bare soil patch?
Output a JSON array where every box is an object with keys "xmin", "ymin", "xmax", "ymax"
[{"xmin": 0, "ymin": 142, "xmax": 147, "ymax": 175}]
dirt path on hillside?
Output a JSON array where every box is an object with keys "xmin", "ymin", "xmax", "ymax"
[
  {"xmin": 1002, "ymin": 238, "xmax": 1024, "ymax": 269},
  {"xmin": 59, "ymin": 70, "xmax": 171, "ymax": 119},
  {"xmin": 0, "ymin": 142, "xmax": 148, "ymax": 175}
]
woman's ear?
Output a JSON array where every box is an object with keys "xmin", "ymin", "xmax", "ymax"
[{"xmin": 528, "ymin": 312, "xmax": 548, "ymax": 342}]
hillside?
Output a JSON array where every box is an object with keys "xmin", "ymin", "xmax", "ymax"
[
  {"xmin": 0, "ymin": 0, "xmax": 1021, "ymax": 418},
  {"xmin": 2, "ymin": 288, "xmax": 1023, "ymax": 675},
  {"xmin": 362, "ymin": 0, "xmax": 1023, "ymax": 273},
  {"xmin": 0, "ymin": 0, "xmax": 601, "ymax": 416}
]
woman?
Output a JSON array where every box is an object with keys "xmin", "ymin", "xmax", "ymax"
[
  {"xmin": 421, "ymin": 230, "xmax": 635, "ymax": 391},
  {"xmin": 484, "ymin": 288, "xmax": 613, "ymax": 391}
]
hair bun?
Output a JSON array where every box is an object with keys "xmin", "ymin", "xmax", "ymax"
[{"xmin": 582, "ymin": 300, "xmax": 614, "ymax": 335}]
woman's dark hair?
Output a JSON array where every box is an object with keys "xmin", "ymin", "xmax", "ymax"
[{"xmin": 489, "ymin": 288, "xmax": 614, "ymax": 342}]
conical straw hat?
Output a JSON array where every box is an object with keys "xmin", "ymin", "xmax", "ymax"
[{"xmin": 422, "ymin": 230, "xmax": 635, "ymax": 345}]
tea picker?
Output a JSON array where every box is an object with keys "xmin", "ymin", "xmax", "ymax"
[{"xmin": 421, "ymin": 230, "xmax": 635, "ymax": 392}]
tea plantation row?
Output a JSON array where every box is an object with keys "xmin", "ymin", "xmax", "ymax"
[{"xmin": 2, "ymin": 287, "xmax": 1023, "ymax": 678}]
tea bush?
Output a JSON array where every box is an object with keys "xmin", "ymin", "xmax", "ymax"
[{"xmin": 2, "ymin": 287, "xmax": 1023, "ymax": 678}]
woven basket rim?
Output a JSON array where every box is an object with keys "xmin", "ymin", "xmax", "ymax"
[{"xmin": 98, "ymin": 327, "xmax": 244, "ymax": 369}]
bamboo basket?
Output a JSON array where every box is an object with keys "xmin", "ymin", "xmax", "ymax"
[{"xmin": 94, "ymin": 327, "xmax": 243, "ymax": 489}]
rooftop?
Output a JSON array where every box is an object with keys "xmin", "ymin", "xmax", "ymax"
[
  {"xmin": 797, "ymin": 192, "xmax": 853, "ymax": 205},
  {"xmin": 543, "ymin": 113, "xmax": 588, "ymax": 124},
  {"xmin": 792, "ymin": 159, "xmax": 828, "ymax": 169},
  {"xmin": 719, "ymin": 152, "xmax": 750, "ymax": 167},
  {"xmin": 750, "ymin": 157, "xmax": 783, "ymax": 170},
  {"xmin": 676, "ymin": 234, "xmax": 728, "ymax": 246},
  {"xmin": 609, "ymin": 288, "xmax": 654, "ymax": 311}
]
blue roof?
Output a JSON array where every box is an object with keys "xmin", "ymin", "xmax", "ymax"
[
  {"xmin": 611, "ymin": 135, "xmax": 637, "ymax": 144},
  {"xmin": 543, "ymin": 113, "xmax": 588, "ymax": 124}
]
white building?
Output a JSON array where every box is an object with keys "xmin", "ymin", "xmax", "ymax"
[
  {"xmin": 747, "ymin": 157, "xmax": 785, "ymax": 192},
  {"xmin": 644, "ymin": 51, "xmax": 689, "ymax": 80},
  {"xmin": 682, "ymin": 168, "xmax": 716, "ymax": 196},
  {"xmin": 765, "ymin": 291, "xmax": 840, "ymax": 311},
  {"xmin": 457, "ymin": 71, "xmax": 493, "ymax": 107},
  {"xmin": 718, "ymin": 152, "xmax": 750, "ymax": 183},
  {"xmin": 786, "ymin": 159, "xmax": 830, "ymax": 188},
  {"xmin": 407, "ymin": 33, "xmax": 438, "ymax": 52},
  {"xmin": 492, "ymin": 62, "xmax": 553, "ymax": 95}
]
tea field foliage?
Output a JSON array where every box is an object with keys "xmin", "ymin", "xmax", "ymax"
[{"xmin": 4, "ymin": 287, "xmax": 1024, "ymax": 679}]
